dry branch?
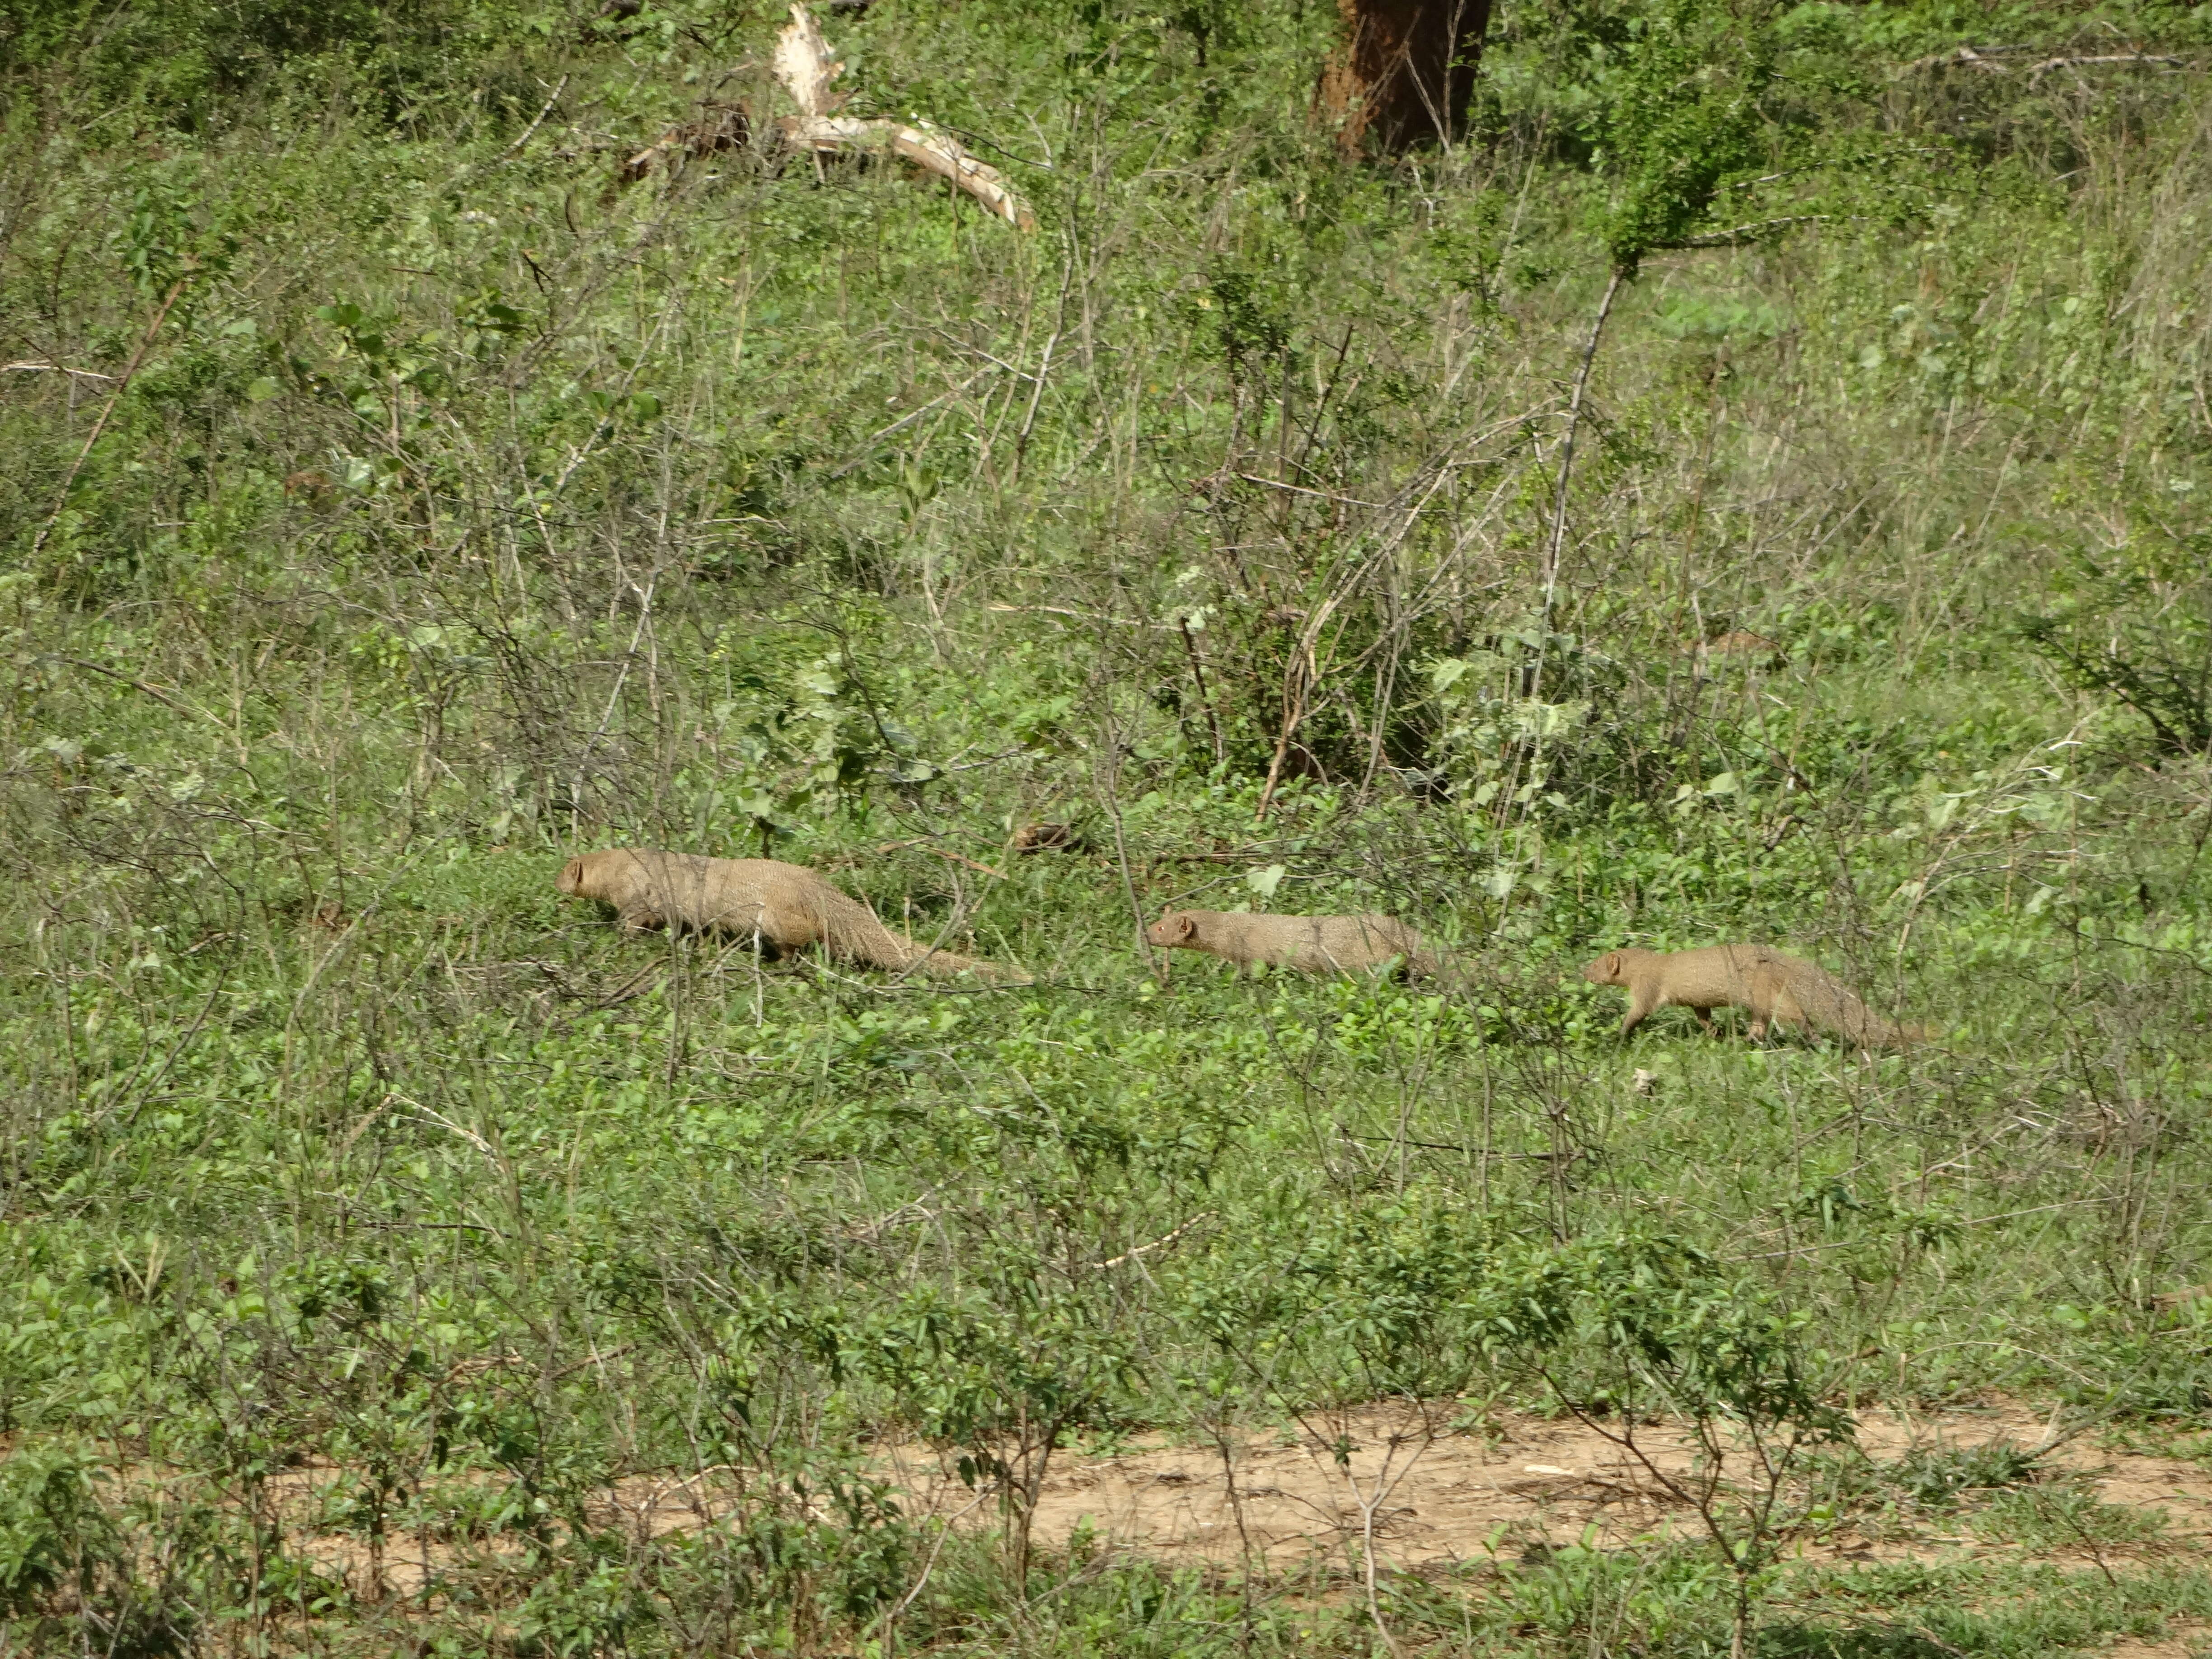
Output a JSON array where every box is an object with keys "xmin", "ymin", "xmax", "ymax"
[
  {"xmin": 1096, "ymin": 1212, "xmax": 1215, "ymax": 1270},
  {"xmin": 1896, "ymin": 42, "xmax": 2183, "ymax": 78},
  {"xmin": 4, "ymin": 360, "xmax": 116, "ymax": 381},
  {"xmin": 2026, "ymin": 51, "xmax": 2184, "ymax": 81},
  {"xmin": 772, "ymin": 1, "xmax": 846, "ymax": 117},
  {"xmin": 1895, "ymin": 43, "xmax": 2027, "ymax": 75},
  {"xmin": 771, "ymin": 3, "xmax": 1035, "ymax": 230},
  {"xmin": 875, "ymin": 839, "xmax": 1011, "ymax": 880}
]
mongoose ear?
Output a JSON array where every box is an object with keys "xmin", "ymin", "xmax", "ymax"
[
  {"xmin": 558, "ymin": 858, "xmax": 581, "ymax": 892},
  {"xmin": 1603, "ymin": 952, "xmax": 1622, "ymax": 979},
  {"xmin": 1173, "ymin": 914, "xmax": 1195, "ymax": 941}
]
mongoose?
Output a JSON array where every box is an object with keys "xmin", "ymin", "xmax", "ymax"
[
  {"xmin": 1581, "ymin": 944, "xmax": 1924, "ymax": 1050},
  {"xmin": 1011, "ymin": 821, "xmax": 1088, "ymax": 854},
  {"xmin": 1698, "ymin": 629, "xmax": 1781, "ymax": 657},
  {"xmin": 558, "ymin": 849, "xmax": 1002, "ymax": 978},
  {"xmin": 1146, "ymin": 909, "xmax": 1434, "ymax": 977},
  {"xmin": 283, "ymin": 469, "xmax": 339, "ymax": 511},
  {"xmin": 1686, "ymin": 629, "xmax": 1785, "ymax": 669}
]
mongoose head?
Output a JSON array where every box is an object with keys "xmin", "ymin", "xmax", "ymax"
[
  {"xmin": 556, "ymin": 857, "xmax": 587, "ymax": 895},
  {"xmin": 1146, "ymin": 910, "xmax": 1198, "ymax": 947},
  {"xmin": 1582, "ymin": 951, "xmax": 1627, "ymax": 985}
]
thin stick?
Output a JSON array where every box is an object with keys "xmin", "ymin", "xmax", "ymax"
[
  {"xmin": 1095, "ymin": 1211, "xmax": 1214, "ymax": 1269},
  {"xmin": 876, "ymin": 839, "xmax": 1009, "ymax": 880},
  {"xmin": 1179, "ymin": 618, "xmax": 1226, "ymax": 768},
  {"xmin": 1099, "ymin": 717, "xmax": 1161, "ymax": 983},
  {"xmin": 3, "ymin": 361, "xmax": 116, "ymax": 381},
  {"xmin": 1537, "ymin": 266, "xmax": 1624, "ymax": 647},
  {"xmin": 44, "ymin": 654, "xmax": 213, "ymax": 721},
  {"xmin": 881, "ymin": 1488, "xmax": 994, "ymax": 1642},
  {"xmin": 497, "ymin": 74, "xmax": 569, "ymax": 163},
  {"xmin": 30, "ymin": 272, "xmax": 192, "ymax": 561},
  {"xmin": 1012, "ymin": 248, "xmax": 1072, "ymax": 473}
]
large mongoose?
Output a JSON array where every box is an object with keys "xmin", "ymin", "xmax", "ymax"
[
  {"xmin": 1581, "ymin": 944, "xmax": 1923, "ymax": 1050},
  {"xmin": 1146, "ymin": 909, "xmax": 1434, "ymax": 977},
  {"xmin": 558, "ymin": 849, "xmax": 1001, "ymax": 978}
]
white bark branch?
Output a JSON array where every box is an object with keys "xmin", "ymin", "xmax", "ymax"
[
  {"xmin": 772, "ymin": 3, "xmax": 1034, "ymax": 231},
  {"xmin": 772, "ymin": 2, "xmax": 846, "ymax": 117},
  {"xmin": 778, "ymin": 114, "xmax": 1036, "ymax": 229}
]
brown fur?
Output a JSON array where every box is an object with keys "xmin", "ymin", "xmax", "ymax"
[
  {"xmin": 558, "ymin": 849, "xmax": 1002, "ymax": 978},
  {"xmin": 283, "ymin": 469, "xmax": 339, "ymax": 511},
  {"xmin": 1145, "ymin": 909, "xmax": 1434, "ymax": 977},
  {"xmin": 1011, "ymin": 822, "xmax": 1088, "ymax": 854},
  {"xmin": 1581, "ymin": 944, "xmax": 1924, "ymax": 1050}
]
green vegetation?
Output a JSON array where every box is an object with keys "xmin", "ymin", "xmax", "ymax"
[{"xmin": 5, "ymin": 0, "xmax": 2212, "ymax": 1651}]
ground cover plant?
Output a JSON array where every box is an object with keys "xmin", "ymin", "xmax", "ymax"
[{"xmin": 5, "ymin": 0, "xmax": 2212, "ymax": 1652}]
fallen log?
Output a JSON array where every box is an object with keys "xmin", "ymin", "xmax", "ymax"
[
  {"xmin": 776, "ymin": 112, "xmax": 1035, "ymax": 230},
  {"xmin": 770, "ymin": 1, "xmax": 1034, "ymax": 230}
]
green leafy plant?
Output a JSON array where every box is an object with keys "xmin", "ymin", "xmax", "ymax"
[
  {"xmin": 0, "ymin": 1443, "xmax": 114, "ymax": 1619},
  {"xmin": 1470, "ymin": 1233, "xmax": 1855, "ymax": 1659}
]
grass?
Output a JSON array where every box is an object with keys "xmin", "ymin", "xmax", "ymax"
[{"xmin": 5, "ymin": 0, "xmax": 2212, "ymax": 1650}]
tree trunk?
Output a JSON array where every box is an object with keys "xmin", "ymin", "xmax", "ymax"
[{"xmin": 1318, "ymin": 0, "xmax": 1490, "ymax": 155}]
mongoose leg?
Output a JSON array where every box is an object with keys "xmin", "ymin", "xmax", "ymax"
[
  {"xmin": 619, "ymin": 906, "xmax": 664, "ymax": 933},
  {"xmin": 1620, "ymin": 987, "xmax": 1659, "ymax": 1036},
  {"xmin": 1746, "ymin": 1018, "xmax": 1768, "ymax": 1040},
  {"xmin": 1691, "ymin": 1007, "xmax": 1720, "ymax": 1036}
]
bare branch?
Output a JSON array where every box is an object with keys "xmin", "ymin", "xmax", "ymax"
[
  {"xmin": 778, "ymin": 115, "xmax": 1037, "ymax": 230},
  {"xmin": 770, "ymin": 3, "xmax": 1034, "ymax": 229}
]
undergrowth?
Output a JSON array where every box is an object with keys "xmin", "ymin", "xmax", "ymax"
[{"xmin": 4, "ymin": 0, "xmax": 2212, "ymax": 1651}]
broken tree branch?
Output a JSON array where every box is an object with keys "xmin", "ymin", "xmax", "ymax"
[
  {"xmin": 773, "ymin": 1, "xmax": 846, "ymax": 117},
  {"xmin": 771, "ymin": 3, "xmax": 1035, "ymax": 230},
  {"xmin": 778, "ymin": 116, "xmax": 1036, "ymax": 229}
]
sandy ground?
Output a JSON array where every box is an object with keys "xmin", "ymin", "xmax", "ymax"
[
  {"xmin": 2105, "ymin": 1636, "xmax": 2209, "ymax": 1659},
  {"xmin": 871, "ymin": 1400, "xmax": 2212, "ymax": 1575},
  {"xmin": 221, "ymin": 1399, "xmax": 2212, "ymax": 1622}
]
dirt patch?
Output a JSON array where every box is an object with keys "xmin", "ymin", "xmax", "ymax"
[
  {"xmin": 864, "ymin": 1401, "xmax": 2212, "ymax": 1575},
  {"xmin": 2101, "ymin": 1629, "xmax": 2211, "ymax": 1659},
  {"xmin": 239, "ymin": 1462, "xmax": 758, "ymax": 1601},
  {"xmin": 101, "ymin": 1401, "xmax": 2212, "ymax": 1604}
]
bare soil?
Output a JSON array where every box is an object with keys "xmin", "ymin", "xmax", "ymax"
[
  {"xmin": 872, "ymin": 1400, "xmax": 2212, "ymax": 1575},
  {"xmin": 206, "ymin": 1401, "xmax": 2212, "ymax": 1607}
]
